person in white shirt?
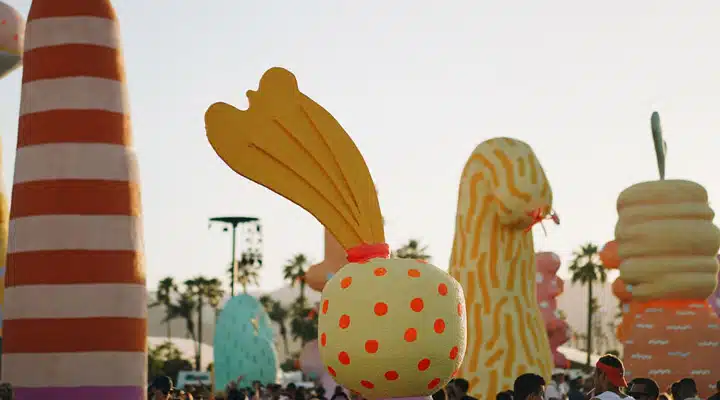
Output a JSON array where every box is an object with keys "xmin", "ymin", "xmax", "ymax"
[
  {"xmin": 590, "ymin": 354, "xmax": 635, "ymax": 400},
  {"xmin": 546, "ymin": 373, "xmax": 566, "ymax": 400}
]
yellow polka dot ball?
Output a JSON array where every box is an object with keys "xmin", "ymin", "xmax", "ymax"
[{"xmin": 318, "ymin": 258, "xmax": 467, "ymax": 399}]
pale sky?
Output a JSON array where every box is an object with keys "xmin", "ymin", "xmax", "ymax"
[{"xmin": 2, "ymin": 0, "xmax": 720, "ymax": 293}]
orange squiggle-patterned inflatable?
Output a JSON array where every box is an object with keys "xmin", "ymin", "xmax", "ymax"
[
  {"xmin": 449, "ymin": 138, "xmax": 555, "ymax": 400},
  {"xmin": 535, "ymin": 252, "xmax": 570, "ymax": 368}
]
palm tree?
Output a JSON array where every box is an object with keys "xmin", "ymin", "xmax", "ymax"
[
  {"xmin": 168, "ymin": 291, "xmax": 197, "ymax": 356},
  {"xmin": 283, "ymin": 254, "xmax": 310, "ymax": 303},
  {"xmin": 569, "ymin": 242, "xmax": 608, "ymax": 368},
  {"xmin": 231, "ymin": 250, "xmax": 262, "ymax": 294},
  {"xmin": 150, "ymin": 277, "xmax": 178, "ymax": 340},
  {"xmin": 393, "ymin": 239, "xmax": 431, "ymax": 261},
  {"xmin": 184, "ymin": 276, "xmax": 225, "ymax": 370},
  {"xmin": 259, "ymin": 295, "xmax": 290, "ymax": 355},
  {"xmin": 289, "ymin": 299, "xmax": 318, "ymax": 346}
]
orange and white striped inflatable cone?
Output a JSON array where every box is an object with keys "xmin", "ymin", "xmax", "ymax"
[{"xmin": 1, "ymin": 1, "xmax": 147, "ymax": 399}]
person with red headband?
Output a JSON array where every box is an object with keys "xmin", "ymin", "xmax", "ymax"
[{"xmin": 591, "ymin": 355, "xmax": 634, "ymax": 400}]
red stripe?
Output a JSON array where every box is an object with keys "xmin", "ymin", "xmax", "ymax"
[
  {"xmin": 23, "ymin": 45, "xmax": 123, "ymax": 83},
  {"xmin": 28, "ymin": 0, "xmax": 117, "ymax": 20},
  {"xmin": 10, "ymin": 181, "xmax": 140, "ymax": 218},
  {"xmin": 2, "ymin": 318, "xmax": 146, "ymax": 353},
  {"xmin": 6, "ymin": 250, "xmax": 145, "ymax": 287},
  {"xmin": 17, "ymin": 111, "xmax": 130, "ymax": 147}
]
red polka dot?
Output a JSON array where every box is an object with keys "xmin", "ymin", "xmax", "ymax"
[
  {"xmin": 361, "ymin": 380, "xmax": 374, "ymax": 389},
  {"xmin": 341, "ymin": 277, "xmax": 353, "ymax": 289},
  {"xmin": 410, "ymin": 298, "xmax": 424, "ymax": 312},
  {"xmin": 321, "ymin": 333, "xmax": 327, "ymax": 346},
  {"xmin": 339, "ymin": 314, "xmax": 351, "ymax": 329},
  {"xmin": 416, "ymin": 259, "xmax": 429, "ymax": 264},
  {"xmin": 408, "ymin": 269, "xmax": 421, "ymax": 278},
  {"xmin": 434, "ymin": 319, "xmax": 446, "ymax": 334},
  {"xmin": 404, "ymin": 328, "xmax": 417, "ymax": 342},
  {"xmin": 428, "ymin": 378, "xmax": 441, "ymax": 390},
  {"xmin": 322, "ymin": 300, "xmax": 329, "ymax": 314},
  {"xmin": 452, "ymin": 370, "xmax": 459, "ymax": 377},
  {"xmin": 338, "ymin": 352, "xmax": 350, "ymax": 365},
  {"xmin": 385, "ymin": 371, "xmax": 399, "ymax": 380},
  {"xmin": 328, "ymin": 366, "xmax": 336, "ymax": 377},
  {"xmin": 457, "ymin": 303, "xmax": 463, "ymax": 316},
  {"xmin": 449, "ymin": 346, "xmax": 459, "ymax": 360},
  {"xmin": 418, "ymin": 358, "xmax": 431, "ymax": 371},
  {"xmin": 438, "ymin": 283, "xmax": 448, "ymax": 296},
  {"xmin": 1, "ymin": 20, "xmax": 5, "ymax": 24},
  {"xmin": 374, "ymin": 302, "xmax": 388, "ymax": 316},
  {"xmin": 374, "ymin": 267, "xmax": 387, "ymax": 276},
  {"xmin": 13, "ymin": 34, "xmax": 17, "ymax": 41},
  {"xmin": 365, "ymin": 340, "xmax": 379, "ymax": 353}
]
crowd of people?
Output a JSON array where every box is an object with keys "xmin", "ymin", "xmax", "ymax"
[{"xmin": 141, "ymin": 354, "xmax": 719, "ymax": 400}]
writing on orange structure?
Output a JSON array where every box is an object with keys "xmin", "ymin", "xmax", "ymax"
[{"xmin": 449, "ymin": 138, "xmax": 555, "ymax": 400}]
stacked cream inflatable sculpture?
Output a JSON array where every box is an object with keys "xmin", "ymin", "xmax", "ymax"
[
  {"xmin": 449, "ymin": 139, "xmax": 557, "ymax": 399},
  {"xmin": 2, "ymin": 1, "xmax": 147, "ymax": 398},
  {"xmin": 605, "ymin": 112, "xmax": 720, "ymax": 397},
  {"xmin": 205, "ymin": 67, "xmax": 466, "ymax": 400}
]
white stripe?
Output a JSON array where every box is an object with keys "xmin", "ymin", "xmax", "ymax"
[
  {"xmin": 24, "ymin": 16, "xmax": 119, "ymax": 51},
  {"xmin": 3, "ymin": 284, "xmax": 147, "ymax": 320},
  {"xmin": 8, "ymin": 215, "xmax": 143, "ymax": 253},
  {"xmin": 20, "ymin": 77, "xmax": 127, "ymax": 115},
  {"xmin": 2, "ymin": 352, "xmax": 146, "ymax": 387},
  {"xmin": 14, "ymin": 143, "xmax": 138, "ymax": 184}
]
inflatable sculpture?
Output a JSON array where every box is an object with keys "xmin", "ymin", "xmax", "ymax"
[
  {"xmin": 0, "ymin": 0, "xmax": 24, "ymax": 365},
  {"xmin": 449, "ymin": 138, "xmax": 556, "ymax": 399},
  {"xmin": 0, "ymin": 1, "xmax": 23, "ymax": 78},
  {"xmin": 710, "ymin": 264, "xmax": 720, "ymax": 317},
  {"xmin": 306, "ymin": 228, "xmax": 347, "ymax": 292},
  {"xmin": 600, "ymin": 112, "xmax": 720, "ymax": 398},
  {"xmin": 206, "ymin": 67, "xmax": 466, "ymax": 400},
  {"xmin": 535, "ymin": 252, "xmax": 570, "ymax": 369},
  {"xmin": 2, "ymin": 1, "xmax": 147, "ymax": 398},
  {"xmin": 214, "ymin": 294, "xmax": 278, "ymax": 390}
]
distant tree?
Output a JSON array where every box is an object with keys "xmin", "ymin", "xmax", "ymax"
[
  {"xmin": 230, "ymin": 250, "xmax": 262, "ymax": 294},
  {"xmin": 568, "ymin": 242, "xmax": 608, "ymax": 368},
  {"xmin": 148, "ymin": 341, "xmax": 193, "ymax": 384},
  {"xmin": 184, "ymin": 276, "xmax": 225, "ymax": 371},
  {"xmin": 283, "ymin": 254, "xmax": 310, "ymax": 303},
  {"xmin": 289, "ymin": 299, "xmax": 319, "ymax": 346},
  {"xmin": 393, "ymin": 239, "xmax": 431, "ymax": 261},
  {"xmin": 151, "ymin": 277, "xmax": 178, "ymax": 340},
  {"xmin": 259, "ymin": 295, "xmax": 290, "ymax": 355}
]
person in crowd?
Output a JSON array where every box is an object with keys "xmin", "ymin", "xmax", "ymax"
[
  {"xmin": 433, "ymin": 388, "xmax": 448, "ymax": 400},
  {"xmin": 658, "ymin": 394, "xmax": 671, "ymax": 400},
  {"xmin": 590, "ymin": 354, "xmax": 632, "ymax": 400},
  {"xmin": 0, "ymin": 383, "xmax": 13, "ymax": 400},
  {"xmin": 627, "ymin": 378, "xmax": 660, "ymax": 400},
  {"xmin": 496, "ymin": 390, "xmax": 514, "ymax": 400},
  {"xmin": 708, "ymin": 381, "xmax": 720, "ymax": 400},
  {"xmin": 514, "ymin": 373, "xmax": 547, "ymax": 400},
  {"xmin": 670, "ymin": 382, "xmax": 681, "ymax": 400},
  {"xmin": 546, "ymin": 373, "xmax": 567, "ymax": 400},
  {"xmin": 567, "ymin": 378, "xmax": 585, "ymax": 400},
  {"xmin": 676, "ymin": 378, "xmax": 701, "ymax": 400},
  {"xmin": 452, "ymin": 378, "xmax": 479, "ymax": 400},
  {"xmin": 149, "ymin": 375, "xmax": 175, "ymax": 400},
  {"xmin": 330, "ymin": 385, "xmax": 349, "ymax": 400},
  {"xmin": 315, "ymin": 386, "xmax": 328, "ymax": 400}
]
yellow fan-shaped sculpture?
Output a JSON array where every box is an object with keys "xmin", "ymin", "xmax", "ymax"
[{"xmin": 206, "ymin": 68, "xmax": 466, "ymax": 399}]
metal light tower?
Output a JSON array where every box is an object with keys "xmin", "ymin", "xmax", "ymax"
[{"xmin": 208, "ymin": 216, "xmax": 262, "ymax": 296}]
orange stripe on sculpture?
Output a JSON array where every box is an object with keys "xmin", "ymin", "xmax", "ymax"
[{"xmin": 1, "ymin": 0, "xmax": 146, "ymax": 397}]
